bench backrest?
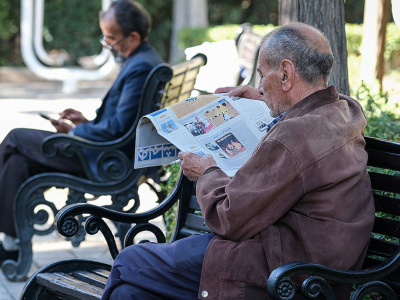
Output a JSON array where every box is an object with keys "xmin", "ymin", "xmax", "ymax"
[
  {"xmin": 170, "ymin": 137, "xmax": 400, "ymax": 268},
  {"xmin": 122, "ymin": 53, "xmax": 208, "ymax": 147},
  {"xmin": 170, "ymin": 179, "xmax": 211, "ymax": 242},
  {"xmin": 235, "ymin": 23, "xmax": 263, "ymax": 87},
  {"xmin": 363, "ymin": 136, "xmax": 400, "ymax": 285}
]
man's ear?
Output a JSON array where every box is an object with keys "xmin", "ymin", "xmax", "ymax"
[
  {"xmin": 126, "ymin": 31, "xmax": 141, "ymax": 54},
  {"xmin": 129, "ymin": 31, "xmax": 141, "ymax": 43},
  {"xmin": 279, "ymin": 59, "xmax": 295, "ymax": 92}
]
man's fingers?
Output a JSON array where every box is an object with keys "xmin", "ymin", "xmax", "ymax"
[
  {"xmin": 215, "ymin": 86, "xmax": 237, "ymax": 94},
  {"xmin": 228, "ymin": 85, "xmax": 251, "ymax": 97}
]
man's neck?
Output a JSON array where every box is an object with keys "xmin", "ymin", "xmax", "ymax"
[{"xmin": 288, "ymin": 83, "xmax": 327, "ymax": 109}]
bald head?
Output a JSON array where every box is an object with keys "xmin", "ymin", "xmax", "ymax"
[{"xmin": 261, "ymin": 22, "xmax": 334, "ymax": 86}]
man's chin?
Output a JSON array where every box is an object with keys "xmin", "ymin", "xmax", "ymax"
[{"xmin": 269, "ymin": 110, "xmax": 280, "ymax": 118}]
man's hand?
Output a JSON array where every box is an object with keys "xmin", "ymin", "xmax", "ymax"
[
  {"xmin": 215, "ymin": 86, "xmax": 237, "ymax": 94},
  {"xmin": 215, "ymin": 85, "xmax": 262, "ymax": 101},
  {"xmin": 50, "ymin": 118, "xmax": 73, "ymax": 133},
  {"xmin": 59, "ymin": 108, "xmax": 89, "ymax": 125},
  {"xmin": 178, "ymin": 152, "xmax": 217, "ymax": 182},
  {"xmin": 227, "ymin": 85, "xmax": 263, "ymax": 101}
]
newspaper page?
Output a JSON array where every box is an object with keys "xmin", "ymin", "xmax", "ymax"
[{"xmin": 134, "ymin": 94, "xmax": 273, "ymax": 177}]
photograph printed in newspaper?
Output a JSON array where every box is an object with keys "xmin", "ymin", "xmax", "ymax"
[{"xmin": 134, "ymin": 94, "xmax": 273, "ymax": 177}]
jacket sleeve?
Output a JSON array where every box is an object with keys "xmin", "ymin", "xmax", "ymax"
[
  {"xmin": 196, "ymin": 138, "xmax": 304, "ymax": 241},
  {"xmin": 71, "ymin": 63, "xmax": 152, "ymax": 142}
]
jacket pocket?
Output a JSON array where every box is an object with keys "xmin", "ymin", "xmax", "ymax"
[{"xmin": 224, "ymin": 234, "xmax": 270, "ymax": 286}]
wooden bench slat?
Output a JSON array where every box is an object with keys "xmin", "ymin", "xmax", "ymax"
[
  {"xmin": 374, "ymin": 194, "xmax": 400, "ymax": 215},
  {"xmin": 362, "ymin": 256, "xmax": 382, "ymax": 269},
  {"xmin": 180, "ymin": 227, "xmax": 208, "ymax": 237},
  {"xmin": 185, "ymin": 213, "xmax": 212, "ymax": 232},
  {"xmin": 372, "ymin": 217, "xmax": 400, "ymax": 239},
  {"xmin": 72, "ymin": 271, "xmax": 108, "ymax": 289},
  {"xmin": 367, "ymin": 238, "xmax": 400, "ymax": 258},
  {"xmin": 92, "ymin": 269, "xmax": 110, "ymax": 279},
  {"xmin": 367, "ymin": 150, "xmax": 400, "ymax": 171},
  {"xmin": 54, "ymin": 272, "xmax": 104, "ymax": 292},
  {"xmin": 370, "ymin": 172, "xmax": 400, "ymax": 194},
  {"xmin": 37, "ymin": 273, "xmax": 103, "ymax": 300},
  {"xmin": 189, "ymin": 195, "xmax": 201, "ymax": 210}
]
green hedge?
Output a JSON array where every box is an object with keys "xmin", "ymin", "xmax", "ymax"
[
  {"xmin": 42, "ymin": 0, "xmax": 172, "ymax": 65},
  {"xmin": 0, "ymin": 0, "xmax": 172, "ymax": 66}
]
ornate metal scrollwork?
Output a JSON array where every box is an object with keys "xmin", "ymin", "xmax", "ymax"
[
  {"xmin": 302, "ymin": 276, "xmax": 335, "ymax": 299},
  {"xmin": 106, "ymin": 186, "xmax": 140, "ymax": 248},
  {"xmin": 62, "ymin": 143, "xmax": 77, "ymax": 158},
  {"xmin": 60, "ymin": 217, "xmax": 79, "ymax": 237},
  {"xmin": 274, "ymin": 278, "xmax": 296, "ymax": 300},
  {"xmin": 64, "ymin": 190, "xmax": 87, "ymax": 247},
  {"xmin": 85, "ymin": 216, "xmax": 119, "ymax": 259},
  {"xmin": 156, "ymin": 66, "xmax": 173, "ymax": 82},
  {"xmin": 96, "ymin": 150, "xmax": 131, "ymax": 182},
  {"xmin": 351, "ymin": 281, "xmax": 396, "ymax": 300},
  {"xmin": 109, "ymin": 186, "xmax": 140, "ymax": 213},
  {"xmin": 41, "ymin": 140, "xmax": 58, "ymax": 158},
  {"xmin": 27, "ymin": 188, "xmax": 58, "ymax": 236},
  {"xmin": 124, "ymin": 223, "xmax": 166, "ymax": 248}
]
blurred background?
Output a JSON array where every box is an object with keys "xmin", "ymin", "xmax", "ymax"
[{"xmin": 0, "ymin": 0, "xmax": 399, "ymax": 140}]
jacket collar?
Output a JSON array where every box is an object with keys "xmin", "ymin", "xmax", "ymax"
[
  {"xmin": 127, "ymin": 41, "xmax": 150, "ymax": 59},
  {"xmin": 280, "ymin": 85, "xmax": 339, "ymax": 121}
]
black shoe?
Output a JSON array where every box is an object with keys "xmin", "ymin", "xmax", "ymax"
[{"xmin": 0, "ymin": 242, "xmax": 18, "ymax": 264}]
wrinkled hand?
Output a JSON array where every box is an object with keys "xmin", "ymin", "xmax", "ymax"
[
  {"xmin": 50, "ymin": 118, "xmax": 73, "ymax": 133},
  {"xmin": 178, "ymin": 152, "xmax": 217, "ymax": 182},
  {"xmin": 215, "ymin": 86, "xmax": 237, "ymax": 94},
  {"xmin": 59, "ymin": 108, "xmax": 89, "ymax": 125}
]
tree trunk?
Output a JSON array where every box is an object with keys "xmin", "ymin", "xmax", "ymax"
[
  {"xmin": 393, "ymin": 0, "xmax": 400, "ymax": 29},
  {"xmin": 169, "ymin": 0, "xmax": 208, "ymax": 64},
  {"xmin": 297, "ymin": 0, "xmax": 349, "ymax": 95},
  {"xmin": 360, "ymin": 0, "xmax": 391, "ymax": 88},
  {"xmin": 279, "ymin": 0, "xmax": 297, "ymax": 26}
]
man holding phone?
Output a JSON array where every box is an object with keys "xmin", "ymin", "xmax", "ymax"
[{"xmin": 0, "ymin": 0, "xmax": 162, "ymax": 262}]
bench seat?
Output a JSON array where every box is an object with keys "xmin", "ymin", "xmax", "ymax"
[{"xmin": 20, "ymin": 136, "xmax": 400, "ymax": 299}]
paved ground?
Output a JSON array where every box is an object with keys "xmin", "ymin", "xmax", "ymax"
[{"xmin": 0, "ymin": 77, "xmax": 164, "ymax": 299}]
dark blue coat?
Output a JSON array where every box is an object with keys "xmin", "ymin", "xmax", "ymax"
[{"xmin": 70, "ymin": 42, "xmax": 163, "ymax": 177}]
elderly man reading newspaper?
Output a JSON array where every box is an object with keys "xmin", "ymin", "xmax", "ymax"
[{"xmin": 101, "ymin": 22, "xmax": 374, "ymax": 300}]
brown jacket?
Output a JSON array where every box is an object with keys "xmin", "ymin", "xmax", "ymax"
[{"xmin": 196, "ymin": 86, "xmax": 375, "ymax": 300}]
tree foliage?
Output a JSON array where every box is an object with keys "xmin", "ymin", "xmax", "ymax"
[
  {"xmin": 0, "ymin": 0, "xmax": 20, "ymax": 66},
  {"xmin": 0, "ymin": 0, "xmax": 384, "ymax": 66},
  {"xmin": 42, "ymin": 0, "xmax": 172, "ymax": 64}
]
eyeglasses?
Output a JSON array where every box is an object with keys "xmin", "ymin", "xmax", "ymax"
[{"xmin": 99, "ymin": 35, "xmax": 129, "ymax": 51}]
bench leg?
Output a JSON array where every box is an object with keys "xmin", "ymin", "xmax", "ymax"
[{"xmin": 2, "ymin": 187, "xmax": 58, "ymax": 282}]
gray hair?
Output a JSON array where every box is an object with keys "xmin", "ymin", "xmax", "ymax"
[
  {"xmin": 261, "ymin": 23, "xmax": 334, "ymax": 86},
  {"xmin": 102, "ymin": 0, "xmax": 151, "ymax": 41}
]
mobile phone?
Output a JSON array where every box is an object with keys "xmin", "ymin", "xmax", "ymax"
[{"xmin": 39, "ymin": 112, "xmax": 51, "ymax": 120}]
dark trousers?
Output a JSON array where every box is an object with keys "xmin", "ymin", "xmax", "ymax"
[
  {"xmin": 0, "ymin": 128, "xmax": 85, "ymax": 237},
  {"xmin": 102, "ymin": 233, "xmax": 216, "ymax": 300}
]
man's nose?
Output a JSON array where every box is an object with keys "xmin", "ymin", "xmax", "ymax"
[{"xmin": 258, "ymin": 81, "xmax": 264, "ymax": 95}]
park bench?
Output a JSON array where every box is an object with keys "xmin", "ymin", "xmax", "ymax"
[
  {"xmin": 19, "ymin": 136, "xmax": 400, "ymax": 299},
  {"xmin": 235, "ymin": 23, "xmax": 262, "ymax": 87},
  {"xmin": 1, "ymin": 53, "xmax": 207, "ymax": 282}
]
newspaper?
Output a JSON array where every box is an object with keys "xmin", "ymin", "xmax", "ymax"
[{"xmin": 134, "ymin": 94, "xmax": 273, "ymax": 177}]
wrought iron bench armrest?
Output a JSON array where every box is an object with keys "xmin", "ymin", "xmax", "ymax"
[
  {"xmin": 267, "ymin": 248, "xmax": 400, "ymax": 300},
  {"xmin": 55, "ymin": 172, "xmax": 185, "ymax": 258},
  {"xmin": 42, "ymin": 133, "xmax": 138, "ymax": 182}
]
